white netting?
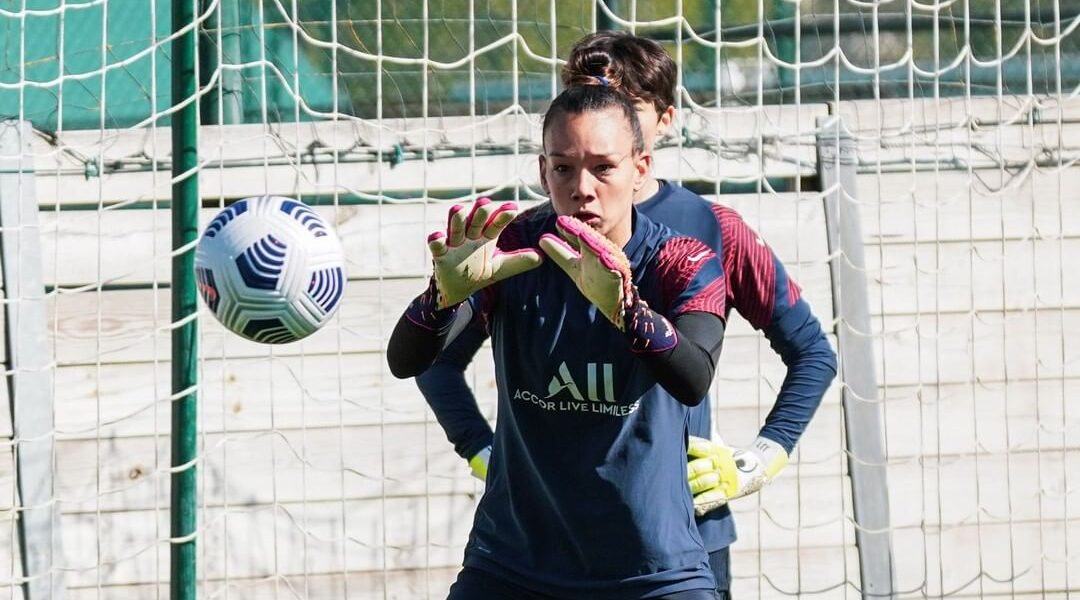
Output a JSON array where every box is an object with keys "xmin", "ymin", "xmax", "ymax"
[{"xmin": 0, "ymin": 0, "xmax": 1077, "ymax": 598}]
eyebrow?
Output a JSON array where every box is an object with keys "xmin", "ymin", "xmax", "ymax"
[{"xmin": 547, "ymin": 151, "xmax": 627, "ymax": 161}]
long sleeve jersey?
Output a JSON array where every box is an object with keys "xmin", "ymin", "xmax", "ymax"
[{"xmin": 416, "ymin": 182, "xmax": 837, "ymax": 551}]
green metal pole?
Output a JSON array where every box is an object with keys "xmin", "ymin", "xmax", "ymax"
[
  {"xmin": 198, "ymin": 0, "xmax": 218, "ymax": 124},
  {"xmin": 171, "ymin": 0, "xmax": 199, "ymax": 598},
  {"xmin": 596, "ymin": 0, "xmax": 619, "ymax": 31}
]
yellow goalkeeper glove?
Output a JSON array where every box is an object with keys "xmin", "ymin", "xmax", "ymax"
[
  {"xmin": 428, "ymin": 198, "xmax": 543, "ymax": 309},
  {"xmin": 468, "ymin": 445, "xmax": 491, "ymax": 481},
  {"xmin": 687, "ymin": 435, "xmax": 789, "ymax": 517},
  {"xmin": 538, "ymin": 215, "xmax": 634, "ymax": 330}
]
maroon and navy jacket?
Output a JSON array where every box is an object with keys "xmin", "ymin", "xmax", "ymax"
[{"xmin": 417, "ymin": 181, "xmax": 837, "ymax": 553}]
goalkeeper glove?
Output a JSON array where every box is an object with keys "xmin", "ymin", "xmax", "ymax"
[
  {"xmin": 687, "ymin": 435, "xmax": 789, "ymax": 516},
  {"xmin": 538, "ymin": 215, "xmax": 634, "ymax": 330},
  {"xmin": 468, "ymin": 445, "xmax": 491, "ymax": 481},
  {"xmin": 428, "ymin": 198, "xmax": 542, "ymax": 309}
]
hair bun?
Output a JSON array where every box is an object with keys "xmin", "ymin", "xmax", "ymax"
[
  {"xmin": 565, "ymin": 47, "xmax": 622, "ymax": 89},
  {"xmin": 559, "ymin": 31, "xmax": 676, "ymax": 112}
]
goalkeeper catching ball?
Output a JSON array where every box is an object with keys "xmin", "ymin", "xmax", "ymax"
[
  {"xmin": 389, "ymin": 84, "xmax": 731, "ymax": 599},
  {"xmin": 410, "ymin": 32, "xmax": 837, "ymax": 599}
]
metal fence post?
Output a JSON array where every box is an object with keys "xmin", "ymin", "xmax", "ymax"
[
  {"xmin": 817, "ymin": 114, "xmax": 897, "ymax": 598},
  {"xmin": 0, "ymin": 120, "xmax": 66, "ymax": 600}
]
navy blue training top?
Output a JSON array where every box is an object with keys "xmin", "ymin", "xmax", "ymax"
[
  {"xmin": 417, "ymin": 182, "xmax": 837, "ymax": 552},
  {"xmin": 462, "ymin": 204, "xmax": 726, "ymax": 598},
  {"xmin": 635, "ymin": 182, "xmax": 837, "ymax": 548}
]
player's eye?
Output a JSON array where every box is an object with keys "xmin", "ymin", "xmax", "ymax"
[
  {"xmin": 594, "ymin": 164, "xmax": 614, "ymax": 176},
  {"xmin": 552, "ymin": 164, "xmax": 571, "ymax": 174}
]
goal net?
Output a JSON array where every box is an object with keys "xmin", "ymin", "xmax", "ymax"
[{"xmin": 0, "ymin": 1, "xmax": 1077, "ymax": 598}]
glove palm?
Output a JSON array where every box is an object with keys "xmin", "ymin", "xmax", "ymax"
[
  {"xmin": 538, "ymin": 215, "xmax": 633, "ymax": 330},
  {"xmin": 429, "ymin": 198, "xmax": 542, "ymax": 308}
]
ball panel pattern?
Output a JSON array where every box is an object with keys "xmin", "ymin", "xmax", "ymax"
[
  {"xmin": 203, "ymin": 199, "xmax": 248, "ymax": 238},
  {"xmin": 307, "ymin": 266, "xmax": 345, "ymax": 315},
  {"xmin": 235, "ymin": 234, "xmax": 287, "ymax": 291},
  {"xmin": 280, "ymin": 200, "xmax": 329, "ymax": 238},
  {"xmin": 242, "ymin": 318, "xmax": 299, "ymax": 345}
]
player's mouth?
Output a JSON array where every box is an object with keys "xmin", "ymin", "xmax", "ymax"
[{"xmin": 573, "ymin": 211, "xmax": 602, "ymax": 228}]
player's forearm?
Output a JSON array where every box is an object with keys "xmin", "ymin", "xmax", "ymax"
[
  {"xmin": 760, "ymin": 299, "xmax": 838, "ymax": 452},
  {"xmin": 388, "ymin": 313, "xmax": 453, "ymax": 379},
  {"xmin": 387, "ymin": 280, "xmax": 461, "ymax": 379},
  {"xmin": 759, "ymin": 351, "xmax": 835, "ymax": 452},
  {"xmin": 634, "ymin": 310, "xmax": 725, "ymax": 407},
  {"xmin": 416, "ymin": 362, "xmax": 495, "ymax": 460},
  {"xmin": 416, "ymin": 321, "xmax": 494, "ymax": 459}
]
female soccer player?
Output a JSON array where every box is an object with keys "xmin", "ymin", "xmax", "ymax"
[
  {"xmin": 388, "ymin": 85, "xmax": 728, "ymax": 599},
  {"xmin": 415, "ymin": 31, "xmax": 838, "ymax": 599}
]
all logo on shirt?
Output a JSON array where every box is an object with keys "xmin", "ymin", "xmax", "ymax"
[
  {"xmin": 512, "ymin": 361, "xmax": 640, "ymax": 417},
  {"xmin": 547, "ymin": 361, "xmax": 613, "ymax": 403}
]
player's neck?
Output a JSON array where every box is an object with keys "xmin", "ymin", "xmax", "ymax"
[
  {"xmin": 633, "ymin": 177, "xmax": 661, "ymax": 203},
  {"xmin": 607, "ymin": 213, "xmax": 634, "ymax": 249}
]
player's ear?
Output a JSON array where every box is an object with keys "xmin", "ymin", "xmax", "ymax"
[
  {"xmin": 632, "ymin": 152, "xmax": 651, "ymax": 192},
  {"xmin": 538, "ymin": 154, "xmax": 550, "ymax": 194},
  {"xmin": 662, "ymin": 105, "xmax": 675, "ymax": 125},
  {"xmin": 656, "ymin": 105, "xmax": 675, "ymax": 138}
]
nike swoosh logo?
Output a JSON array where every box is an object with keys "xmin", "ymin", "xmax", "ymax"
[{"xmin": 687, "ymin": 250, "xmax": 711, "ymax": 262}]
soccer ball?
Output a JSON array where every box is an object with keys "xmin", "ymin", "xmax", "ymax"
[{"xmin": 194, "ymin": 196, "xmax": 347, "ymax": 344}]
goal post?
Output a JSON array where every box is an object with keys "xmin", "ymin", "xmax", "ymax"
[{"xmin": 817, "ymin": 114, "xmax": 896, "ymax": 598}]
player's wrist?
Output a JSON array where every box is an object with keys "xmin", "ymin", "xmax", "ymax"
[
  {"xmin": 728, "ymin": 435, "xmax": 788, "ymax": 500},
  {"xmin": 621, "ymin": 288, "xmax": 678, "ymax": 353},
  {"xmin": 404, "ymin": 276, "xmax": 462, "ymax": 332},
  {"xmin": 748, "ymin": 435, "xmax": 788, "ymax": 480}
]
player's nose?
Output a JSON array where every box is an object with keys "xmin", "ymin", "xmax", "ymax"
[{"xmin": 569, "ymin": 171, "xmax": 597, "ymax": 203}]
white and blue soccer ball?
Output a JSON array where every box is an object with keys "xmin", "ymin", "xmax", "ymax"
[{"xmin": 195, "ymin": 195, "xmax": 347, "ymax": 344}]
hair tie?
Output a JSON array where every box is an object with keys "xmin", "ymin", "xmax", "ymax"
[{"xmin": 592, "ymin": 75, "xmax": 610, "ymax": 87}]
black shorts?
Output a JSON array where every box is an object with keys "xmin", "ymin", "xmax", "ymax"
[{"xmin": 446, "ymin": 566, "xmax": 722, "ymax": 600}]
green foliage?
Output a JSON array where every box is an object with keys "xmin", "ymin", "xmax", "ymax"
[{"xmin": 2, "ymin": 0, "xmax": 1077, "ymax": 129}]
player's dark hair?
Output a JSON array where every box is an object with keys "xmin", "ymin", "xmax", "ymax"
[
  {"xmin": 562, "ymin": 31, "xmax": 676, "ymax": 114},
  {"xmin": 542, "ymin": 85, "xmax": 645, "ymax": 155}
]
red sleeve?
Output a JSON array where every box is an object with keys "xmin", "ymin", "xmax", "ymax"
[
  {"xmin": 712, "ymin": 204, "xmax": 802, "ymax": 330},
  {"xmin": 653, "ymin": 236, "xmax": 727, "ymax": 320}
]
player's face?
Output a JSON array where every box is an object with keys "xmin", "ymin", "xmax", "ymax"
[
  {"xmin": 632, "ymin": 100, "xmax": 674, "ymax": 153},
  {"xmin": 539, "ymin": 107, "xmax": 651, "ymax": 248}
]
